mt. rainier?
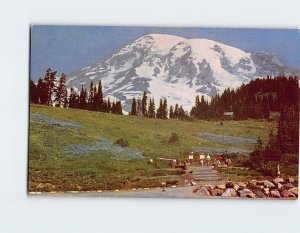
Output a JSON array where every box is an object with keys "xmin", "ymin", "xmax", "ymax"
[{"xmin": 68, "ymin": 34, "xmax": 294, "ymax": 111}]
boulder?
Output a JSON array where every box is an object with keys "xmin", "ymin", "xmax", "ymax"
[
  {"xmin": 237, "ymin": 182, "xmax": 247, "ymax": 188},
  {"xmin": 226, "ymin": 181, "xmax": 235, "ymax": 188},
  {"xmin": 211, "ymin": 188, "xmax": 223, "ymax": 196},
  {"xmin": 277, "ymin": 183, "xmax": 283, "ymax": 190},
  {"xmin": 256, "ymin": 180, "xmax": 264, "ymax": 185},
  {"xmin": 249, "ymin": 180, "xmax": 257, "ymax": 186},
  {"xmin": 195, "ymin": 186, "xmax": 211, "ymax": 196},
  {"xmin": 263, "ymin": 188, "xmax": 270, "ymax": 196},
  {"xmin": 191, "ymin": 181, "xmax": 197, "ymax": 186},
  {"xmin": 288, "ymin": 187, "xmax": 298, "ymax": 197},
  {"xmin": 282, "ymin": 183, "xmax": 295, "ymax": 190},
  {"xmin": 205, "ymin": 185, "xmax": 215, "ymax": 191},
  {"xmin": 217, "ymin": 184, "xmax": 226, "ymax": 190},
  {"xmin": 281, "ymin": 190, "xmax": 296, "ymax": 198},
  {"xmin": 253, "ymin": 190, "xmax": 266, "ymax": 198},
  {"xmin": 270, "ymin": 190, "xmax": 281, "ymax": 198},
  {"xmin": 222, "ymin": 188, "xmax": 237, "ymax": 197},
  {"xmin": 247, "ymin": 182, "xmax": 258, "ymax": 190},
  {"xmin": 264, "ymin": 180, "xmax": 275, "ymax": 189},
  {"xmin": 273, "ymin": 177, "xmax": 284, "ymax": 184},
  {"xmin": 233, "ymin": 184, "xmax": 240, "ymax": 191},
  {"xmin": 286, "ymin": 177, "xmax": 295, "ymax": 183},
  {"xmin": 239, "ymin": 189, "xmax": 256, "ymax": 198}
]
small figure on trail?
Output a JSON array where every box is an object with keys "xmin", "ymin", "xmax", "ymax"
[
  {"xmin": 206, "ymin": 154, "xmax": 211, "ymax": 166},
  {"xmin": 277, "ymin": 163, "xmax": 281, "ymax": 177},
  {"xmin": 199, "ymin": 153, "xmax": 205, "ymax": 166}
]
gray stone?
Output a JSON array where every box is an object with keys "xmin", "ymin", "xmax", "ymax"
[
  {"xmin": 277, "ymin": 183, "xmax": 283, "ymax": 190},
  {"xmin": 288, "ymin": 187, "xmax": 298, "ymax": 197},
  {"xmin": 217, "ymin": 184, "xmax": 226, "ymax": 190},
  {"xmin": 281, "ymin": 190, "xmax": 296, "ymax": 198},
  {"xmin": 222, "ymin": 188, "xmax": 237, "ymax": 197},
  {"xmin": 264, "ymin": 180, "xmax": 275, "ymax": 188},
  {"xmin": 282, "ymin": 183, "xmax": 295, "ymax": 190},
  {"xmin": 226, "ymin": 181, "xmax": 235, "ymax": 188},
  {"xmin": 211, "ymin": 188, "xmax": 223, "ymax": 196},
  {"xmin": 195, "ymin": 186, "xmax": 211, "ymax": 196},
  {"xmin": 263, "ymin": 188, "xmax": 270, "ymax": 195},
  {"xmin": 253, "ymin": 190, "xmax": 266, "ymax": 198},
  {"xmin": 270, "ymin": 190, "xmax": 281, "ymax": 198},
  {"xmin": 239, "ymin": 189, "xmax": 256, "ymax": 198},
  {"xmin": 249, "ymin": 180, "xmax": 257, "ymax": 186},
  {"xmin": 286, "ymin": 177, "xmax": 295, "ymax": 183},
  {"xmin": 233, "ymin": 184, "xmax": 240, "ymax": 191},
  {"xmin": 205, "ymin": 185, "xmax": 215, "ymax": 191},
  {"xmin": 237, "ymin": 182, "xmax": 247, "ymax": 188},
  {"xmin": 273, "ymin": 177, "xmax": 284, "ymax": 184}
]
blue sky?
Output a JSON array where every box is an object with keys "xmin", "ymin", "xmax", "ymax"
[{"xmin": 30, "ymin": 25, "xmax": 300, "ymax": 80}]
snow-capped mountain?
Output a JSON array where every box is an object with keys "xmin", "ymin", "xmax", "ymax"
[{"xmin": 67, "ymin": 34, "xmax": 294, "ymax": 111}]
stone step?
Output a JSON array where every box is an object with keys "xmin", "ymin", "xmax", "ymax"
[
  {"xmin": 194, "ymin": 177, "xmax": 221, "ymax": 181},
  {"xmin": 192, "ymin": 171, "xmax": 218, "ymax": 175},
  {"xmin": 193, "ymin": 175, "xmax": 220, "ymax": 179}
]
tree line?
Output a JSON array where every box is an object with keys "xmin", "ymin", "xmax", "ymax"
[
  {"xmin": 30, "ymin": 68, "xmax": 123, "ymax": 115},
  {"xmin": 130, "ymin": 91, "xmax": 189, "ymax": 119},
  {"xmin": 190, "ymin": 76, "xmax": 299, "ymax": 120}
]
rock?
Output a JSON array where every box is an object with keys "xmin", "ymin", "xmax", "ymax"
[
  {"xmin": 273, "ymin": 177, "xmax": 284, "ymax": 184},
  {"xmin": 195, "ymin": 186, "xmax": 211, "ymax": 196},
  {"xmin": 263, "ymin": 188, "xmax": 270, "ymax": 196},
  {"xmin": 286, "ymin": 177, "xmax": 295, "ymax": 183},
  {"xmin": 264, "ymin": 180, "xmax": 275, "ymax": 188},
  {"xmin": 253, "ymin": 190, "xmax": 266, "ymax": 198},
  {"xmin": 256, "ymin": 180, "xmax": 264, "ymax": 185},
  {"xmin": 270, "ymin": 190, "xmax": 281, "ymax": 198},
  {"xmin": 258, "ymin": 185, "xmax": 265, "ymax": 190},
  {"xmin": 233, "ymin": 184, "xmax": 240, "ymax": 191},
  {"xmin": 288, "ymin": 187, "xmax": 298, "ymax": 197},
  {"xmin": 205, "ymin": 185, "xmax": 215, "ymax": 191},
  {"xmin": 249, "ymin": 180, "xmax": 257, "ymax": 185},
  {"xmin": 237, "ymin": 182, "xmax": 247, "ymax": 188},
  {"xmin": 281, "ymin": 190, "xmax": 296, "ymax": 198},
  {"xmin": 211, "ymin": 188, "xmax": 223, "ymax": 196},
  {"xmin": 239, "ymin": 189, "xmax": 256, "ymax": 198},
  {"xmin": 191, "ymin": 181, "xmax": 197, "ymax": 186},
  {"xmin": 222, "ymin": 188, "xmax": 237, "ymax": 197},
  {"xmin": 226, "ymin": 181, "xmax": 235, "ymax": 188},
  {"xmin": 282, "ymin": 183, "xmax": 295, "ymax": 190},
  {"xmin": 277, "ymin": 183, "xmax": 283, "ymax": 190},
  {"xmin": 247, "ymin": 182, "xmax": 258, "ymax": 190},
  {"xmin": 217, "ymin": 184, "xmax": 226, "ymax": 190}
]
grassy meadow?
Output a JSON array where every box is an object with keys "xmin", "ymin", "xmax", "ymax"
[{"xmin": 29, "ymin": 104, "xmax": 277, "ymax": 191}]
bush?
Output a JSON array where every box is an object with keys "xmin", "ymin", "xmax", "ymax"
[
  {"xmin": 114, "ymin": 138, "xmax": 129, "ymax": 147},
  {"xmin": 280, "ymin": 153, "xmax": 299, "ymax": 165},
  {"xmin": 168, "ymin": 132, "xmax": 179, "ymax": 144}
]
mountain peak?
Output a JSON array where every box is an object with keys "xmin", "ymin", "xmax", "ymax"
[{"xmin": 68, "ymin": 34, "xmax": 294, "ymax": 112}]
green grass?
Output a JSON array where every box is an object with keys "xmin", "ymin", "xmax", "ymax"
[{"xmin": 29, "ymin": 104, "xmax": 276, "ymax": 191}]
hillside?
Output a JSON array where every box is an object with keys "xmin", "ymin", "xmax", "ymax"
[{"xmin": 29, "ymin": 104, "xmax": 276, "ymax": 191}]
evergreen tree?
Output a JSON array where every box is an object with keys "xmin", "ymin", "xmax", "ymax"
[
  {"xmin": 29, "ymin": 79, "xmax": 38, "ymax": 103},
  {"xmin": 137, "ymin": 98, "xmax": 142, "ymax": 116},
  {"xmin": 54, "ymin": 73, "xmax": 68, "ymax": 107},
  {"xmin": 107, "ymin": 97, "xmax": 111, "ymax": 113},
  {"xmin": 249, "ymin": 136, "xmax": 264, "ymax": 169},
  {"xmin": 115, "ymin": 101, "xmax": 123, "ymax": 115},
  {"xmin": 78, "ymin": 85, "xmax": 87, "ymax": 109},
  {"xmin": 264, "ymin": 128, "xmax": 279, "ymax": 161},
  {"xmin": 156, "ymin": 98, "xmax": 163, "ymax": 119},
  {"xmin": 88, "ymin": 81, "xmax": 94, "ymax": 110},
  {"xmin": 141, "ymin": 91, "xmax": 148, "ymax": 116},
  {"xmin": 148, "ymin": 97, "xmax": 156, "ymax": 118},
  {"xmin": 68, "ymin": 87, "xmax": 79, "ymax": 108},
  {"xmin": 174, "ymin": 104, "xmax": 179, "ymax": 118},
  {"xmin": 130, "ymin": 97, "xmax": 137, "ymax": 116},
  {"xmin": 43, "ymin": 68, "xmax": 57, "ymax": 105},
  {"xmin": 162, "ymin": 98, "xmax": 168, "ymax": 119},
  {"xmin": 169, "ymin": 105, "xmax": 174, "ymax": 119},
  {"xmin": 36, "ymin": 77, "xmax": 48, "ymax": 104}
]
